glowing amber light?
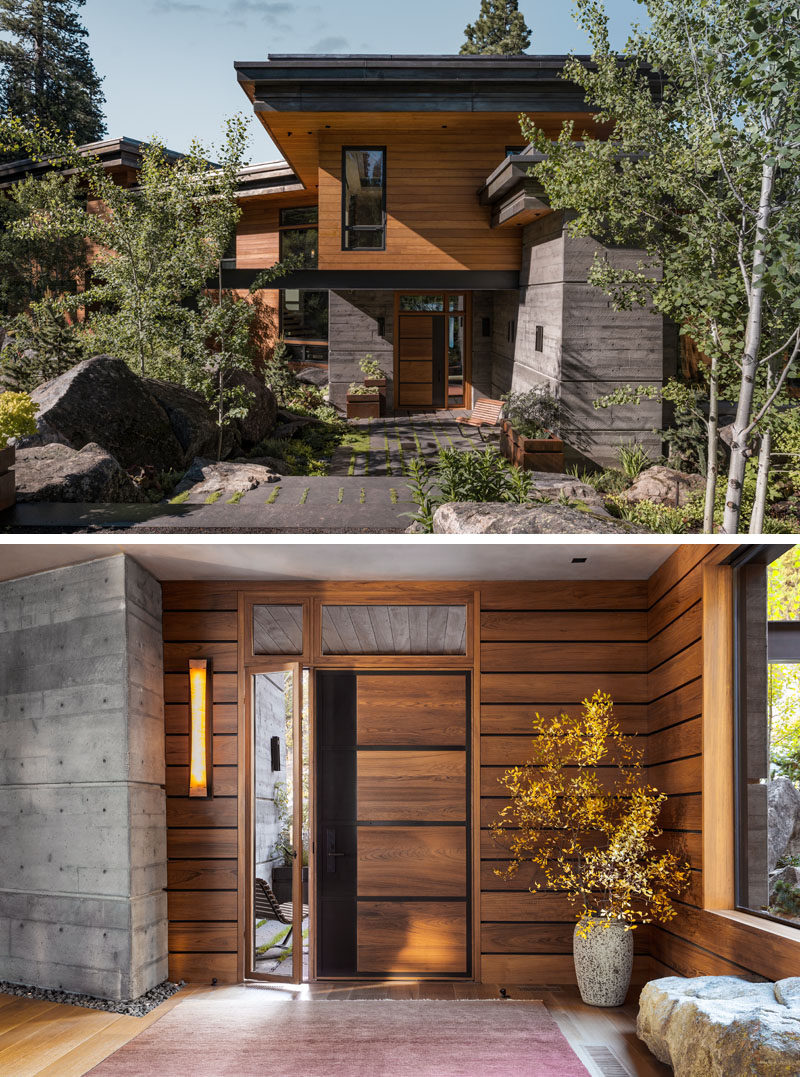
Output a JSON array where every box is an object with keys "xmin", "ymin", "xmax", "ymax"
[{"xmin": 189, "ymin": 659, "xmax": 210, "ymax": 797}]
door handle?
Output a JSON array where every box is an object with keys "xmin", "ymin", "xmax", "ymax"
[{"xmin": 326, "ymin": 828, "xmax": 345, "ymax": 873}]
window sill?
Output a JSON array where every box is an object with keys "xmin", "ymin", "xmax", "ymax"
[{"xmin": 707, "ymin": 907, "xmax": 800, "ymax": 940}]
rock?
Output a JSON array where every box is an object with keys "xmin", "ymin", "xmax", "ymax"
[
  {"xmin": 30, "ymin": 355, "xmax": 183, "ymax": 472},
  {"xmin": 767, "ymin": 777, "xmax": 800, "ymax": 871},
  {"xmin": 144, "ymin": 378, "xmax": 239, "ymax": 463},
  {"xmin": 15, "ymin": 442, "xmax": 146, "ymax": 503},
  {"xmin": 227, "ymin": 370, "xmax": 277, "ymax": 447},
  {"xmin": 770, "ymin": 864, "xmax": 800, "ymax": 900},
  {"xmin": 527, "ymin": 473, "xmax": 613, "ymax": 516},
  {"xmin": 233, "ymin": 455, "xmax": 286, "ymax": 474},
  {"xmin": 296, "ymin": 366, "xmax": 329, "ymax": 387},
  {"xmin": 637, "ymin": 975, "xmax": 800, "ymax": 1077},
  {"xmin": 0, "ymin": 978, "xmax": 182, "ymax": 1017},
  {"xmin": 171, "ymin": 457, "xmax": 281, "ymax": 503},
  {"xmin": 430, "ymin": 501, "xmax": 649, "ymax": 534},
  {"xmin": 619, "ymin": 465, "xmax": 704, "ymax": 507}
]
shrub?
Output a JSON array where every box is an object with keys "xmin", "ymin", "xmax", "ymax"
[
  {"xmin": 406, "ymin": 446, "xmax": 534, "ymax": 531},
  {"xmin": 359, "ymin": 354, "xmax": 387, "ymax": 380},
  {"xmin": 771, "ymin": 879, "xmax": 800, "ymax": 919},
  {"xmin": 0, "ymin": 390, "xmax": 38, "ymax": 444},
  {"xmin": 606, "ymin": 495, "xmax": 689, "ymax": 534},
  {"xmin": 0, "ymin": 299, "xmax": 88, "ymax": 392},
  {"xmin": 502, "ymin": 385, "xmax": 561, "ymax": 439},
  {"xmin": 591, "ymin": 468, "xmax": 630, "ymax": 495},
  {"xmin": 263, "ymin": 341, "xmax": 300, "ymax": 406},
  {"xmin": 617, "ymin": 440, "xmax": 652, "ymax": 481}
]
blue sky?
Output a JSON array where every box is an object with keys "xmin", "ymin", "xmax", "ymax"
[{"xmin": 82, "ymin": 0, "xmax": 645, "ymax": 160}]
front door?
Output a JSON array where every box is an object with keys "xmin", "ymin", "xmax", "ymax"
[
  {"xmin": 395, "ymin": 293, "xmax": 468, "ymax": 410},
  {"xmin": 315, "ymin": 671, "xmax": 471, "ymax": 978}
]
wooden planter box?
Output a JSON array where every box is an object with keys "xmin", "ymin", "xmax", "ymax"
[
  {"xmin": 500, "ymin": 420, "xmax": 564, "ymax": 473},
  {"xmin": 364, "ymin": 377, "xmax": 387, "ymax": 416},
  {"xmin": 346, "ymin": 392, "xmax": 381, "ymax": 419},
  {"xmin": 0, "ymin": 444, "xmax": 15, "ymax": 512}
]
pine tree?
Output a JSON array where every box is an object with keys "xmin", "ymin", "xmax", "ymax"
[
  {"xmin": 460, "ymin": 0, "xmax": 532, "ymax": 55},
  {"xmin": 0, "ymin": 0, "xmax": 106, "ymax": 147}
]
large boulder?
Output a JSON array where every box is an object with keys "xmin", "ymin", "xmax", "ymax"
[
  {"xmin": 15, "ymin": 442, "xmax": 146, "ymax": 503},
  {"xmin": 767, "ymin": 777, "xmax": 800, "ymax": 871},
  {"xmin": 144, "ymin": 378, "xmax": 239, "ymax": 462},
  {"xmin": 619, "ymin": 465, "xmax": 704, "ymax": 507},
  {"xmin": 30, "ymin": 355, "xmax": 183, "ymax": 472},
  {"xmin": 430, "ymin": 501, "xmax": 649, "ymax": 534},
  {"xmin": 170, "ymin": 457, "xmax": 281, "ymax": 503},
  {"xmin": 637, "ymin": 975, "xmax": 800, "ymax": 1077},
  {"xmin": 227, "ymin": 370, "xmax": 277, "ymax": 447}
]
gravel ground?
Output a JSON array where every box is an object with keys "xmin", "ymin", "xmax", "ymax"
[{"xmin": 0, "ymin": 978, "xmax": 183, "ymax": 1016}]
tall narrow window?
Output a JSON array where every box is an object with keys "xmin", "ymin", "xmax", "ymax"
[
  {"xmin": 735, "ymin": 544, "xmax": 800, "ymax": 928},
  {"xmin": 342, "ymin": 147, "xmax": 386, "ymax": 250}
]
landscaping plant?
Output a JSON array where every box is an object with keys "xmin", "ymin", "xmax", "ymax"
[
  {"xmin": 0, "ymin": 390, "xmax": 38, "ymax": 444},
  {"xmin": 616, "ymin": 440, "xmax": 652, "ymax": 482},
  {"xmin": 359, "ymin": 354, "xmax": 387, "ymax": 381},
  {"xmin": 502, "ymin": 386, "xmax": 561, "ymax": 439},
  {"xmin": 492, "ymin": 690, "xmax": 691, "ymax": 935},
  {"xmin": 522, "ymin": 0, "xmax": 800, "ymax": 534}
]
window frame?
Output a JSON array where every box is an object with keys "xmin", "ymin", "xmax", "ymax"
[
  {"xmin": 341, "ymin": 145, "xmax": 387, "ymax": 252},
  {"xmin": 278, "ymin": 206, "xmax": 318, "ymax": 268},
  {"xmin": 733, "ymin": 542, "xmax": 798, "ymax": 929}
]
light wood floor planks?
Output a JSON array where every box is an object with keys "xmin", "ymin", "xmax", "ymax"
[{"xmin": 0, "ymin": 983, "xmax": 670, "ymax": 1077}]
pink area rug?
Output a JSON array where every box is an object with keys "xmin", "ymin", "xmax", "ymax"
[{"xmin": 87, "ymin": 998, "xmax": 590, "ymax": 1076}]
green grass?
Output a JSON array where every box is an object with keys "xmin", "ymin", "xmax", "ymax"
[
  {"xmin": 337, "ymin": 487, "xmax": 344, "ymax": 504},
  {"xmin": 390, "ymin": 487, "xmax": 399, "ymax": 504},
  {"xmin": 340, "ymin": 428, "xmax": 371, "ymax": 454},
  {"xmin": 168, "ymin": 490, "xmax": 189, "ymax": 505},
  {"xmin": 226, "ymin": 490, "xmax": 245, "ymax": 505},
  {"xmin": 300, "ymin": 486, "xmax": 310, "ymax": 505},
  {"xmin": 204, "ymin": 490, "xmax": 222, "ymax": 505},
  {"xmin": 266, "ymin": 485, "xmax": 281, "ymax": 505},
  {"xmin": 384, "ymin": 428, "xmax": 393, "ymax": 475},
  {"xmin": 255, "ymin": 925, "xmax": 292, "ymax": 956},
  {"xmin": 360, "ymin": 487, "xmax": 366, "ymax": 504}
]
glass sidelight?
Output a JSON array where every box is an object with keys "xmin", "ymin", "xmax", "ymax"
[{"xmin": 248, "ymin": 665, "xmax": 310, "ymax": 983}]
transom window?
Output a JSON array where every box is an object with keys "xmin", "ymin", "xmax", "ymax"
[{"xmin": 342, "ymin": 147, "xmax": 386, "ymax": 250}]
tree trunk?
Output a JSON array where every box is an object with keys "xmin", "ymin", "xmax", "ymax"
[
  {"xmin": 721, "ymin": 161, "xmax": 776, "ymax": 534},
  {"xmin": 703, "ymin": 358, "xmax": 719, "ymax": 533},
  {"xmin": 33, "ymin": 0, "xmax": 45, "ymax": 106},
  {"xmin": 749, "ymin": 428, "xmax": 771, "ymax": 534}
]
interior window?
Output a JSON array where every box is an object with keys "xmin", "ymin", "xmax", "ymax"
[
  {"xmin": 735, "ymin": 545, "xmax": 800, "ymax": 927},
  {"xmin": 342, "ymin": 148, "xmax": 386, "ymax": 250}
]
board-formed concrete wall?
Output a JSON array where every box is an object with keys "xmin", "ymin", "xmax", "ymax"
[
  {"xmin": 254, "ymin": 673, "xmax": 287, "ymax": 885},
  {"xmin": 0, "ymin": 555, "xmax": 168, "ymax": 1001},
  {"xmin": 328, "ymin": 291, "xmax": 396, "ymax": 412},
  {"xmin": 491, "ymin": 212, "xmax": 675, "ymax": 465}
]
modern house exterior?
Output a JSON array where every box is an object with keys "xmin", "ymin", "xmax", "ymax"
[
  {"xmin": 1, "ymin": 541, "xmax": 797, "ymax": 1006},
  {"xmin": 0, "ymin": 55, "xmax": 675, "ymax": 465}
]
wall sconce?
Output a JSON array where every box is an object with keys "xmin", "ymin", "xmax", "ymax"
[{"xmin": 189, "ymin": 658, "xmax": 213, "ymax": 798}]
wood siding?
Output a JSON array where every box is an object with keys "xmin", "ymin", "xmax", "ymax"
[
  {"xmin": 162, "ymin": 583, "xmax": 240, "ymax": 984},
  {"xmin": 317, "ymin": 123, "xmax": 526, "ymax": 271}
]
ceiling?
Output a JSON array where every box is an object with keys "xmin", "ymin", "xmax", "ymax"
[{"xmin": 0, "ymin": 539, "xmax": 684, "ymax": 584}]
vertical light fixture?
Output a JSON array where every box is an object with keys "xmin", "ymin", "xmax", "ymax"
[{"xmin": 189, "ymin": 658, "xmax": 213, "ymax": 798}]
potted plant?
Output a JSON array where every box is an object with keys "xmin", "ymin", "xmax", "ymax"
[
  {"xmin": 0, "ymin": 390, "xmax": 39, "ymax": 512},
  {"xmin": 500, "ymin": 386, "xmax": 564, "ymax": 472},
  {"xmin": 346, "ymin": 381, "xmax": 382, "ymax": 420},
  {"xmin": 357, "ymin": 354, "xmax": 388, "ymax": 416},
  {"xmin": 492, "ymin": 690, "xmax": 690, "ymax": 1007}
]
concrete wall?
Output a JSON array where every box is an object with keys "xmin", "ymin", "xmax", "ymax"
[
  {"xmin": 328, "ymin": 291, "xmax": 396, "ymax": 412},
  {"xmin": 254, "ymin": 673, "xmax": 287, "ymax": 885},
  {"xmin": 0, "ymin": 555, "xmax": 168, "ymax": 1001},
  {"xmin": 491, "ymin": 212, "xmax": 672, "ymax": 465}
]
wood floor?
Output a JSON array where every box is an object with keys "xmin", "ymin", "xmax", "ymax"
[{"xmin": 0, "ymin": 982, "xmax": 670, "ymax": 1077}]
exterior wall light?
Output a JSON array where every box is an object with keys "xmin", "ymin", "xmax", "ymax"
[{"xmin": 189, "ymin": 658, "xmax": 213, "ymax": 797}]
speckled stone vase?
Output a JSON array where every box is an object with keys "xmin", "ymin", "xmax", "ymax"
[{"xmin": 573, "ymin": 917, "xmax": 634, "ymax": 1007}]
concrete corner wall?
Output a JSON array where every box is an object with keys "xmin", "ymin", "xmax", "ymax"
[
  {"xmin": 328, "ymin": 291, "xmax": 395, "ymax": 412},
  {"xmin": 492, "ymin": 212, "xmax": 672, "ymax": 466},
  {"xmin": 0, "ymin": 555, "xmax": 168, "ymax": 1001}
]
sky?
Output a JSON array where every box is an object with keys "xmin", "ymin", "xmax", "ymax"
[{"xmin": 82, "ymin": 0, "xmax": 645, "ymax": 161}]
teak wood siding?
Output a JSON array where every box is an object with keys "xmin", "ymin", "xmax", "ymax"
[
  {"xmin": 160, "ymin": 558, "xmax": 800, "ymax": 987},
  {"xmin": 317, "ymin": 124, "xmax": 525, "ymax": 271}
]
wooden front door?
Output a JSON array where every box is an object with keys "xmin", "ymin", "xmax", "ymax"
[
  {"xmin": 396, "ymin": 314, "xmax": 446, "ymax": 409},
  {"xmin": 315, "ymin": 671, "xmax": 471, "ymax": 978}
]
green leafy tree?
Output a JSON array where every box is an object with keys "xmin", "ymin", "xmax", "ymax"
[
  {"xmin": 521, "ymin": 0, "xmax": 800, "ymax": 535},
  {"xmin": 11, "ymin": 117, "xmax": 250, "ymax": 379},
  {"xmin": 460, "ymin": 0, "xmax": 531, "ymax": 54},
  {"xmin": 0, "ymin": 0, "xmax": 105, "ymax": 149}
]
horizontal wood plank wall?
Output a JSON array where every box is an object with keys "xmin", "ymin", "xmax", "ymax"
[
  {"xmin": 318, "ymin": 123, "xmax": 526, "ymax": 271},
  {"xmin": 478, "ymin": 581, "xmax": 651, "ymax": 985},
  {"xmin": 162, "ymin": 583, "xmax": 240, "ymax": 984},
  {"xmin": 646, "ymin": 546, "xmax": 800, "ymax": 983}
]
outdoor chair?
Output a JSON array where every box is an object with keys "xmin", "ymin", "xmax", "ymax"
[
  {"xmin": 254, "ymin": 876, "xmax": 309, "ymax": 949},
  {"xmin": 459, "ymin": 397, "xmax": 504, "ymax": 441}
]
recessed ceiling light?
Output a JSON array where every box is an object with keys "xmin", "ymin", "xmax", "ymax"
[{"xmin": 571, "ymin": 557, "xmax": 587, "ymax": 564}]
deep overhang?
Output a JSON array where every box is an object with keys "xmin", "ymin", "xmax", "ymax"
[
  {"xmin": 0, "ymin": 136, "xmax": 184, "ymax": 189},
  {"xmin": 479, "ymin": 149, "xmax": 550, "ymax": 228}
]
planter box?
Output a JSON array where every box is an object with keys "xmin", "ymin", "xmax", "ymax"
[
  {"xmin": 346, "ymin": 392, "xmax": 381, "ymax": 420},
  {"xmin": 272, "ymin": 865, "xmax": 309, "ymax": 906},
  {"xmin": 0, "ymin": 444, "xmax": 15, "ymax": 513},
  {"xmin": 500, "ymin": 420, "xmax": 564, "ymax": 473},
  {"xmin": 364, "ymin": 378, "xmax": 387, "ymax": 416}
]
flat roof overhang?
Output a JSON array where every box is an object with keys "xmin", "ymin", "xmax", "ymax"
[
  {"xmin": 479, "ymin": 150, "xmax": 552, "ymax": 228},
  {"xmin": 221, "ymin": 268, "xmax": 520, "ymax": 291}
]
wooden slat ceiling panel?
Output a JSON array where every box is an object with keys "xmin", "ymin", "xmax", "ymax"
[
  {"xmin": 252, "ymin": 604, "xmax": 304, "ymax": 654},
  {"xmin": 321, "ymin": 604, "xmax": 466, "ymax": 655}
]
